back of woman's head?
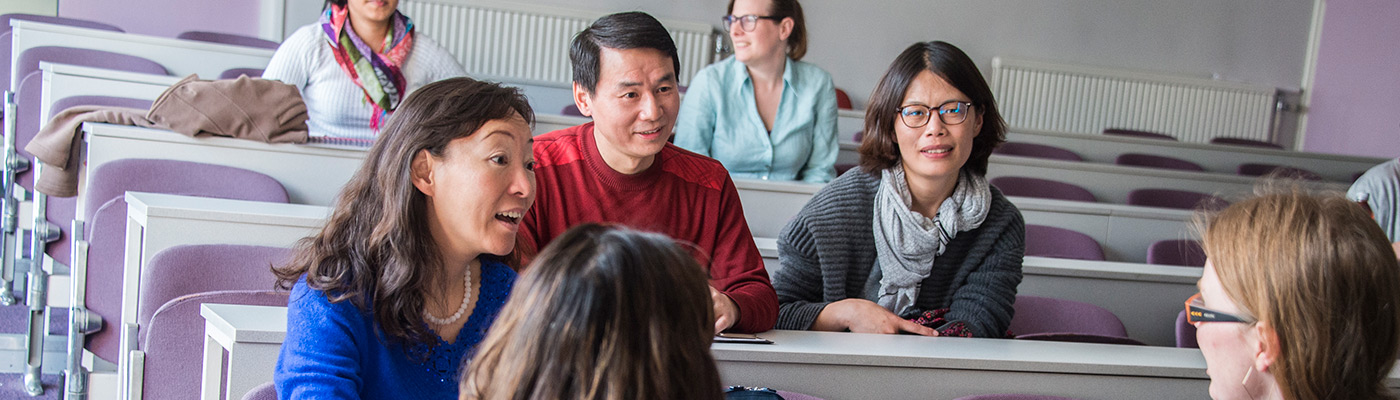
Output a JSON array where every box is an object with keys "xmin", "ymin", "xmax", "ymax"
[
  {"xmin": 461, "ymin": 224, "xmax": 722, "ymax": 400},
  {"xmin": 1201, "ymin": 187, "xmax": 1400, "ymax": 400},
  {"xmin": 273, "ymin": 77, "xmax": 534, "ymax": 345}
]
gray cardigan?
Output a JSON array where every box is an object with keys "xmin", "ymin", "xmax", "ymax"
[{"xmin": 773, "ymin": 169, "xmax": 1025, "ymax": 337}]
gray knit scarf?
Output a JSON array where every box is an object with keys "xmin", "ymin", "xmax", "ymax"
[{"xmin": 872, "ymin": 167, "xmax": 991, "ymax": 316}]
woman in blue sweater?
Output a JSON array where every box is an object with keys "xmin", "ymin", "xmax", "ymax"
[{"xmin": 272, "ymin": 77, "xmax": 536, "ymax": 400}]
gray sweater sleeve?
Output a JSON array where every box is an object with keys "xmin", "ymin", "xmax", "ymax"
[
  {"xmin": 773, "ymin": 209, "xmax": 834, "ymax": 330},
  {"xmin": 940, "ymin": 192, "xmax": 1025, "ymax": 337}
]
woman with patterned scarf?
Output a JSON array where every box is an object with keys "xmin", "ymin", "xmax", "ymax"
[
  {"xmin": 264, "ymin": 0, "xmax": 466, "ymax": 142},
  {"xmin": 772, "ymin": 41, "xmax": 1024, "ymax": 338}
]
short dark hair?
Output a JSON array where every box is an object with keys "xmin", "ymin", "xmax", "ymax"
[
  {"xmin": 570, "ymin": 11, "xmax": 681, "ymax": 94},
  {"xmin": 858, "ymin": 41, "xmax": 1006, "ymax": 176},
  {"xmin": 727, "ymin": 0, "xmax": 808, "ymax": 61}
]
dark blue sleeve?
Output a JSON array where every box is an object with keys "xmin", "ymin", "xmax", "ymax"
[{"xmin": 275, "ymin": 278, "xmax": 367, "ymax": 400}]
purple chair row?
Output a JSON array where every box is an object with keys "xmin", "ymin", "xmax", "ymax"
[
  {"xmin": 68, "ymin": 158, "xmax": 291, "ymax": 399},
  {"xmin": 1104, "ymin": 127, "xmax": 1284, "ymax": 150},
  {"xmin": 3, "ymin": 13, "xmax": 277, "ymax": 321},
  {"xmin": 1025, "ymin": 223, "xmax": 1205, "ymax": 267},
  {"xmin": 3, "ymin": 14, "xmax": 276, "ymax": 92},
  {"xmin": 0, "ymin": 16, "xmax": 284, "ymax": 395},
  {"xmin": 996, "ymin": 139, "xmax": 1325, "ymax": 181},
  {"xmin": 992, "ymin": 176, "xmax": 1228, "ymax": 211}
]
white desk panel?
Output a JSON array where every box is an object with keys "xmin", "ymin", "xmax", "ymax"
[{"xmin": 84, "ymin": 123, "xmax": 368, "ymax": 207}]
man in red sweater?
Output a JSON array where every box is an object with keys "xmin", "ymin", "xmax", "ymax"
[{"xmin": 520, "ymin": 11, "xmax": 777, "ymax": 333}]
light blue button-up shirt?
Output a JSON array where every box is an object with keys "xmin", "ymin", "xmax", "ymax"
[{"xmin": 676, "ymin": 57, "xmax": 839, "ymax": 183}]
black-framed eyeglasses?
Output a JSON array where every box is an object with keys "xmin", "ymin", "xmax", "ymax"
[
  {"xmin": 896, "ymin": 101, "xmax": 974, "ymax": 128},
  {"xmin": 722, "ymin": 14, "xmax": 783, "ymax": 32},
  {"xmin": 1185, "ymin": 293, "xmax": 1251, "ymax": 324}
]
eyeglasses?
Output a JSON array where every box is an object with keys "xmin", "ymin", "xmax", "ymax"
[
  {"xmin": 896, "ymin": 101, "xmax": 974, "ymax": 128},
  {"xmin": 1185, "ymin": 293, "xmax": 1251, "ymax": 324},
  {"xmin": 722, "ymin": 14, "xmax": 783, "ymax": 32}
]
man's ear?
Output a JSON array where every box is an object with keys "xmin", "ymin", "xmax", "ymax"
[
  {"xmin": 572, "ymin": 82, "xmax": 594, "ymax": 117},
  {"xmin": 410, "ymin": 149, "xmax": 437, "ymax": 197},
  {"xmin": 1253, "ymin": 320, "xmax": 1280, "ymax": 373}
]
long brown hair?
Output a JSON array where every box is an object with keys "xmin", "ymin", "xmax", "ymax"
[
  {"xmin": 858, "ymin": 41, "xmax": 1005, "ymax": 175},
  {"xmin": 1201, "ymin": 187, "xmax": 1400, "ymax": 400},
  {"xmin": 273, "ymin": 77, "xmax": 535, "ymax": 346},
  {"xmin": 726, "ymin": 0, "xmax": 808, "ymax": 61},
  {"xmin": 460, "ymin": 224, "xmax": 722, "ymax": 400}
]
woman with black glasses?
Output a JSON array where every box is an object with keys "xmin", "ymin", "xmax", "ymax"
[
  {"xmin": 675, "ymin": 0, "xmax": 839, "ymax": 183},
  {"xmin": 771, "ymin": 41, "xmax": 1023, "ymax": 338},
  {"xmin": 1191, "ymin": 189, "xmax": 1400, "ymax": 400}
]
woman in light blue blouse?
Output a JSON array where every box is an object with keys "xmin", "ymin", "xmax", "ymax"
[{"xmin": 676, "ymin": 0, "xmax": 838, "ymax": 183}]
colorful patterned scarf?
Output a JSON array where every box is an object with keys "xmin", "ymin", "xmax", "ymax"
[{"xmin": 320, "ymin": 4, "xmax": 414, "ymax": 131}]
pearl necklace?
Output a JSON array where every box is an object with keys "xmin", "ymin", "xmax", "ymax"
[{"xmin": 424, "ymin": 265, "xmax": 472, "ymax": 326}]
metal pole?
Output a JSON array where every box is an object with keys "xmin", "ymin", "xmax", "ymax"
[
  {"xmin": 22, "ymin": 163, "xmax": 59, "ymax": 397},
  {"xmin": 1, "ymin": 90, "xmax": 29, "ymax": 306},
  {"xmin": 64, "ymin": 220, "xmax": 100, "ymax": 400}
]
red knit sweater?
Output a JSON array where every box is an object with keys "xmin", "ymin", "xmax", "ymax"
[{"xmin": 520, "ymin": 122, "xmax": 778, "ymax": 333}]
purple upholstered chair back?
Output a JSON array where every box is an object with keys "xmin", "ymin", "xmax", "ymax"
[
  {"xmin": 82, "ymin": 158, "xmax": 289, "ymax": 222},
  {"xmin": 176, "ymin": 30, "xmax": 281, "ymax": 50},
  {"xmin": 1008, "ymin": 295, "xmax": 1134, "ymax": 343},
  {"xmin": 14, "ymin": 46, "xmax": 168, "ymax": 91},
  {"xmin": 137, "ymin": 244, "xmax": 290, "ymax": 345},
  {"xmin": 562, "ymin": 104, "xmax": 585, "ymax": 117},
  {"xmin": 241, "ymin": 382, "xmax": 277, "ymax": 400},
  {"xmin": 17, "ymin": 91, "xmax": 157, "ymax": 268},
  {"xmin": 1102, "ymin": 128, "xmax": 1175, "ymax": 141},
  {"xmin": 1126, "ymin": 188, "xmax": 1226, "ymax": 211},
  {"xmin": 834, "ymin": 163, "xmax": 857, "ymax": 176},
  {"xmin": 82, "ymin": 159, "xmax": 288, "ymax": 363},
  {"xmin": 220, "ymin": 68, "xmax": 265, "ymax": 80},
  {"xmin": 1114, "ymin": 153, "xmax": 1205, "ymax": 172},
  {"xmin": 1237, "ymin": 163, "xmax": 1322, "ymax": 181},
  {"xmin": 993, "ymin": 142, "xmax": 1083, "ymax": 162},
  {"xmin": 956, "ymin": 395, "xmax": 1085, "ymax": 400},
  {"xmin": 1176, "ymin": 310, "xmax": 1199, "ymax": 348},
  {"xmin": 1, "ymin": 14, "xmax": 123, "ymax": 90},
  {"xmin": 1210, "ymin": 137, "xmax": 1283, "ymax": 150},
  {"xmin": 991, "ymin": 177, "xmax": 1096, "ymax": 203},
  {"xmin": 141, "ymin": 290, "xmax": 289, "ymax": 400},
  {"xmin": 1146, "ymin": 239, "xmax": 1206, "ymax": 267},
  {"xmin": 1023, "ymin": 225, "xmax": 1105, "ymax": 261}
]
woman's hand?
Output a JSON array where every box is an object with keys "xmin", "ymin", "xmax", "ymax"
[{"xmin": 812, "ymin": 299, "xmax": 938, "ymax": 336}]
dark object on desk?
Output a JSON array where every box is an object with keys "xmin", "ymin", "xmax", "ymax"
[{"xmin": 715, "ymin": 332, "xmax": 773, "ymax": 344}]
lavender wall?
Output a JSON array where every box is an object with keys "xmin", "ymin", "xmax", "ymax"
[
  {"xmin": 58, "ymin": 0, "xmax": 262, "ymax": 39},
  {"xmin": 1303, "ymin": 0, "xmax": 1400, "ymax": 158}
]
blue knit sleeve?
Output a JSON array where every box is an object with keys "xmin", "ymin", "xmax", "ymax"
[{"xmin": 275, "ymin": 278, "xmax": 368, "ymax": 400}]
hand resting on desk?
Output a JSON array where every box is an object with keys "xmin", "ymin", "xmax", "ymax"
[{"xmin": 811, "ymin": 298, "xmax": 937, "ymax": 336}]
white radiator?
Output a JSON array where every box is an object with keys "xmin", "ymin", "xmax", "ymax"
[
  {"xmin": 402, "ymin": 0, "xmax": 716, "ymax": 87},
  {"xmin": 991, "ymin": 57, "xmax": 1278, "ymax": 144}
]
